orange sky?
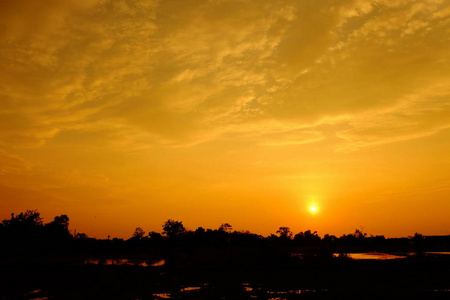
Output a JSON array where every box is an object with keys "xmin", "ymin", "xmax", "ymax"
[{"xmin": 1, "ymin": 0, "xmax": 449, "ymax": 238}]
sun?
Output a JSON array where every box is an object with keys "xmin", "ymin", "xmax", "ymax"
[{"xmin": 308, "ymin": 205, "xmax": 318, "ymax": 214}]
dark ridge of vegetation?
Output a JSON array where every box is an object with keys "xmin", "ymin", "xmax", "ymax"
[
  {"xmin": 1, "ymin": 210, "xmax": 450, "ymax": 300},
  {"xmin": 1, "ymin": 209, "xmax": 449, "ymax": 259}
]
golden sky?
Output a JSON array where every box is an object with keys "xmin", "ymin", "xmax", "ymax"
[{"xmin": 1, "ymin": 0, "xmax": 449, "ymax": 238}]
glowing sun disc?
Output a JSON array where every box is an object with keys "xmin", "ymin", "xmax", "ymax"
[{"xmin": 310, "ymin": 206, "xmax": 317, "ymax": 212}]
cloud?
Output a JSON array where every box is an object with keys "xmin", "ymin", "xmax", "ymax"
[
  {"xmin": 0, "ymin": 0, "xmax": 449, "ymax": 151},
  {"xmin": 0, "ymin": 0, "xmax": 97, "ymax": 40},
  {"xmin": 1, "ymin": 0, "xmax": 449, "ymax": 237},
  {"xmin": 335, "ymin": 82, "xmax": 450, "ymax": 152},
  {"xmin": 260, "ymin": 130, "xmax": 324, "ymax": 147},
  {"xmin": 0, "ymin": 0, "xmax": 160, "ymax": 148},
  {"xmin": 0, "ymin": 149, "xmax": 32, "ymax": 175}
]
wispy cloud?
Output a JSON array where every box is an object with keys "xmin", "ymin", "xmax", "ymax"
[
  {"xmin": 2, "ymin": 0, "xmax": 448, "ymax": 150},
  {"xmin": 1, "ymin": 0, "xmax": 449, "ymax": 236},
  {"xmin": 336, "ymin": 82, "xmax": 450, "ymax": 152}
]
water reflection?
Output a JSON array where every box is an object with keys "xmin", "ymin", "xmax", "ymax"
[
  {"xmin": 333, "ymin": 252, "xmax": 406, "ymax": 260},
  {"xmin": 333, "ymin": 251, "xmax": 450, "ymax": 259},
  {"xmin": 426, "ymin": 252, "xmax": 450, "ymax": 256},
  {"xmin": 24, "ymin": 289, "xmax": 48, "ymax": 300},
  {"xmin": 153, "ymin": 293, "xmax": 171, "ymax": 299},
  {"xmin": 152, "ymin": 285, "xmax": 207, "ymax": 299},
  {"xmin": 292, "ymin": 251, "xmax": 408, "ymax": 260},
  {"xmin": 151, "ymin": 259, "xmax": 166, "ymax": 266},
  {"xmin": 242, "ymin": 283, "xmax": 253, "ymax": 292},
  {"xmin": 266, "ymin": 289, "xmax": 328, "ymax": 294},
  {"xmin": 180, "ymin": 286, "xmax": 202, "ymax": 292},
  {"xmin": 84, "ymin": 258, "xmax": 165, "ymax": 267},
  {"xmin": 242, "ymin": 283, "xmax": 328, "ymax": 298}
]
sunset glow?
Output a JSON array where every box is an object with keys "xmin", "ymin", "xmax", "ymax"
[{"xmin": 1, "ymin": 0, "xmax": 449, "ymax": 238}]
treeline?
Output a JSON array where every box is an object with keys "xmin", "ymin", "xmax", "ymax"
[
  {"xmin": 127, "ymin": 220, "xmax": 389, "ymax": 248},
  {"xmin": 0, "ymin": 210, "xmax": 72, "ymax": 254},
  {"xmin": 1, "ymin": 210, "xmax": 448, "ymax": 255}
]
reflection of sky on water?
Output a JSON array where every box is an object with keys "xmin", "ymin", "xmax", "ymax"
[
  {"xmin": 151, "ymin": 283, "xmax": 330, "ymax": 299},
  {"xmin": 349, "ymin": 252, "xmax": 405, "ymax": 260},
  {"xmin": 153, "ymin": 284, "xmax": 207, "ymax": 299},
  {"xmin": 84, "ymin": 258, "xmax": 165, "ymax": 267},
  {"xmin": 242, "ymin": 283, "xmax": 253, "ymax": 292},
  {"xmin": 333, "ymin": 252, "xmax": 450, "ymax": 260},
  {"xmin": 292, "ymin": 252, "xmax": 408, "ymax": 260},
  {"xmin": 242, "ymin": 283, "xmax": 328, "ymax": 298},
  {"xmin": 266, "ymin": 289, "xmax": 328, "ymax": 294},
  {"xmin": 426, "ymin": 252, "xmax": 450, "ymax": 255},
  {"xmin": 153, "ymin": 293, "xmax": 171, "ymax": 299},
  {"xmin": 23, "ymin": 289, "xmax": 48, "ymax": 300},
  {"xmin": 180, "ymin": 286, "xmax": 202, "ymax": 292},
  {"xmin": 332, "ymin": 252, "xmax": 406, "ymax": 260},
  {"xmin": 151, "ymin": 259, "xmax": 166, "ymax": 266}
]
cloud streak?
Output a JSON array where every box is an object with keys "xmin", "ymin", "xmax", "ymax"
[{"xmin": 1, "ymin": 0, "xmax": 449, "ymax": 150}]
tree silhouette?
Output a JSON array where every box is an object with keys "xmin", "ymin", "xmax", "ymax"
[
  {"xmin": 162, "ymin": 219, "xmax": 185, "ymax": 238},
  {"xmin": 131, "ymin": 227, "xmax": 145, "ymax": 240},
  {"xmin": 218, "ymin": 223, "xmax": 233, "ymax": 233},
  {"xmin": 74, "ymin": 232, "xmax": 88, "ymax": 240},
  {"xmin": 49, "ymin": 215, "xmax": 69, "ymax": 229},
  {"xmin": 354, "ymin": 229, "xmax": 367, "ymax": 239},
  {"xmin": 294, "ymin": 230, "xmax": 321, "ymax": 246},
  {"xmin": 276, "ymin": 227, "xmax": 293, "ymax": 239},
  {"xmin": 3, "ymin": 209, "xmax": 43, "ymax": 228},
  {"xmin": 412, "ymin": 232, "xmax": 424, "ymax": 254},
  {"xmin": 148, "ymin": 231, "xmax": 162, "ymax": 239},
  {"xmin": 45, "ymin": 214, "xmax": 72, "ymax": 241},
  {"xmin": 195, "ymin": 227, "xmax": 206, "ymax": 234},
  {"xmin": 1, "ymin": 209, "xmax": 44, "ymax": 245}
]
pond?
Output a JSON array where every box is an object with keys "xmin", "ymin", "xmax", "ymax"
[
  {"xmin": 84, "ymin": 258, "xmax": 166, "ymax": 267},
  {"xmin": 151, "ymin": 283, "xmax": 328, "ymax": 299},
  {"xmin": 426, "ymin": 252, "xmax": 450, "ymax": 256},
  {"xmin": 292, "ymin": 252, "xmax": 408, "ymax": 260},
  {"xmin": 334, "ymin": 252, "xmax": 406, "ymax": 260}
]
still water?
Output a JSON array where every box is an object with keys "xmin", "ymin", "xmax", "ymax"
[
  {"xmin": 331, "ymin": 251, "xmax": 450, "ymax": 260},
  {"xmin": 85, "ymin": 252, "xmax": 450, "ymax": 267},
  {"xmin": 23, "ymin": 289, "xmax": 48, "ymax": 300},
  {"xmin": 334, "ymin": 252, "xmax": 406, "ymax": 260},
  {"xmin": 84, "ymin": 258, "xmax": 166, "ymax": 267},
  {"xmin": 151, "ymin": 283, "xmax": 328, "ymax": 299}
]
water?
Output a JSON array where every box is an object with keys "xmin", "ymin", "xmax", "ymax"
[
  {"xmin": 84, "ymin": 258, "xmax": 165, "ymax": 267},
  {"xmin": 152, "ymin": 284, "xmax": 207, "ymax": 299},
  {"xmin": 244, "ymin": 283, "xmax": 328, "ymax": 300},
  {"xmin": 15, "ymin": 253, "xmax": 450, "ymax": 299},
  {"xmin": 179, "ymin": 286, "xmax": 203, "ymax": 292},
  {"xmin": 334, "ymin": 252, "xmax": 406, "ymax": 260},
  {"xmin": 153, "ymin": 293, "xmax": 172, "ymax": 299},
  {"xmin": 292, "ymin": 251, "xmax": 407, "ymax": 260},
  {"xmin": 426, "ymin": 252, "xmax": 450, "ymax": 255},
  {"xmin": 150, "ymin": 283, "xmax": 328, "ymax": 299},
  {"xmin": 334, "ymin": 251, "xmax": 450, "ymax": 260},
  {"xmin": 23, "ymin": 289, "xmax": 48, "ymax": 300}
]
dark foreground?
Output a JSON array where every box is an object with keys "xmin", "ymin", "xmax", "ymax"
[
  {"xmin": 1, "ymin": 253, "xmax": 450, "ymax": 300},
  {"xmin": 2, "ymin": 210, "xmax": 450, "ymax": 299}
]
